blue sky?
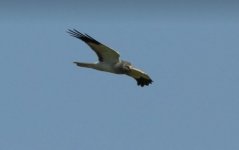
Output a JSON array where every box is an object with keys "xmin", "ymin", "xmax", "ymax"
[{"xmin": 1, "ymin": 1, "xmax": 239, "ymax": 150}]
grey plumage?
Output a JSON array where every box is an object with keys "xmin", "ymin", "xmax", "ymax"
[{"xmin": 68, "ymin": 29, "xmax": 153, "ymax": 87}]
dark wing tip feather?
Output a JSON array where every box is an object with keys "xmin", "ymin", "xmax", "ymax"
[
  {"xmin": 67, "ymin": 29, "xmax": 104, "ymax": 62},
  {"xmin": 67, "ymin": 29, "xmax": 100, "ymax": 45},
  {"xmin": 135, "ymin": 77, "xmax": 153, "ymax": 87}
]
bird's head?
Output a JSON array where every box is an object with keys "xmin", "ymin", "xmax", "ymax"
[{"xmin": 123, "ymin": 64, "xmax": 133, "ymax": 73}]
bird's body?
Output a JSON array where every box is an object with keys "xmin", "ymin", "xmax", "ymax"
[
  {"xmin": 74, "ymin": 60, "xmax": 131, "ymax": 74},
  {"xmin": 67, "ymin": 29, "xmax": 153, "ymax": 87}
]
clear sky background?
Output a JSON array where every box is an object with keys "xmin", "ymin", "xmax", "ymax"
[{"xmin": 1, "ymin": 0, "xmax": 239, "ymax": 150}]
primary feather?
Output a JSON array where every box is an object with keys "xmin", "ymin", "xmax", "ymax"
[{"xmin": 68, "ymin": 29, "xmax": 153, "ymax": 87}]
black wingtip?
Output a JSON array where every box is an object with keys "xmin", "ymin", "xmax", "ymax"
[
  {"xmin": 135, "ymin": 77, "xmax": 153, "ymax": 87},
  {"xmin": 67, "ymin": 29, "xmax": 101, "ymax": 45},
  {"xmin": 67, "ymin": 29, "xmax": 84, "ymax": 38}
]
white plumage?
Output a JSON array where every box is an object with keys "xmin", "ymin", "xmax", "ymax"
[{"xmin": 67, "ymin": 29, "xmax": 153, "ymax": 87}]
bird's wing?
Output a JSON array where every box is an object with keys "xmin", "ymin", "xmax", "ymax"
[
  {"xmin": 67, "ymin": 29, "xmax": 120, "ymax": 64},
  {"xmin": 127, "ymin": 67, "xmax": 153, "ymax": 87}
]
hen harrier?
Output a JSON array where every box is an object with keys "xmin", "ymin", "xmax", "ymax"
[{"xmin": 67, "ymin": 29, "xmax": 153, "ymax": 87}]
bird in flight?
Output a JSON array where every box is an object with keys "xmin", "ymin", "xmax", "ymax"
[{"xmin": 67, "ymin": 29, "xmax": 153, "ymax": 87}]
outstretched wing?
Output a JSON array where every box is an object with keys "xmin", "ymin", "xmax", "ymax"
[
  {"xmin": 127, "ymin": 67, "xmax": 153, "ymax": 87},
  {"xmin": 67, "ymin": 29, "xmax": 120, "ymax": 64}
]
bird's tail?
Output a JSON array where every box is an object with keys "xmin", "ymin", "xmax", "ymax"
[{"xmin": 73, "ymin": 62, "xmax": 96, "ymax": 68}]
